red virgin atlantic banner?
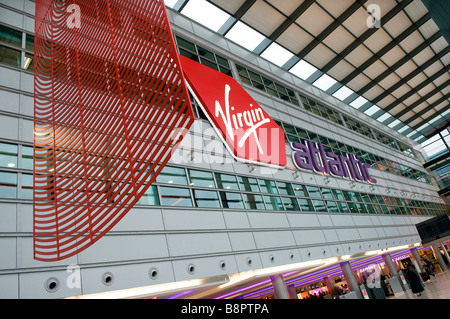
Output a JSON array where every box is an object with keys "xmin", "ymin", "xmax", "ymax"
[
  {"xmin": 33, "ymin": 0, "xmax": 194, "ymax": 261},
  {"xmin": 180, "ymin": 55, "xmax": 287, "ymax": 167}
]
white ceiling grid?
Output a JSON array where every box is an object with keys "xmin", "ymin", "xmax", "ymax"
[{"xmin": 172, "ymin": 0, "xmax": 449, "ymax": 143}]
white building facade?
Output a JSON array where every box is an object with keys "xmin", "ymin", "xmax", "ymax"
[{"xmin": 0, "ymin": 0, "xmax": 447, "ymax": 299}]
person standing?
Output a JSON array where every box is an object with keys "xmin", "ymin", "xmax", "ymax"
[{"xmin": 406, "ymin": 265, "xmax": 424, "ymax": 297}]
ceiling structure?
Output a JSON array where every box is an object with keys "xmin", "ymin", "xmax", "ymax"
[{"xmin": 168, "ymin": 0, "xmax": 450, "ymax": 145}]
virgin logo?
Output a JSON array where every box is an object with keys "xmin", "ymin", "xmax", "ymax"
[
  {"xmin": 215, "ymin": 84, "xmax": 270, "ymax": 154},
  {"xmin": 179, "ymin": 55, "xmax": 286, "ymax": 167}
]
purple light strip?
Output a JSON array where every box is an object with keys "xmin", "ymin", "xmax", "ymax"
[
  {"xmin": 214, "ymin": 278, "xmax": 272, "ymax": 299},
  {"xmin": 216, "ymin": 248, "xmax": 419, "ymax": 299},
  {"xmin": 167, "ymin": 290, "xmax": 196, "ymax": 299}
]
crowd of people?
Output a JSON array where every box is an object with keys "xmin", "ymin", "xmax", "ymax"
[{"xmin": 297, "ymin": 253, "xmax": 449, "ymax": 300}]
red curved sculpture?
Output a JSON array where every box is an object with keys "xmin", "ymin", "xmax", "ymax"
[{"xmin": 33, "ymin": 0, "xmax": 194, "ymax": 261}]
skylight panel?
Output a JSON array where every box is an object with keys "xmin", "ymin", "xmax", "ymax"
[
  {"xmin": 397, "ymin": 124, "xmax": 410, "ymax": 133},
  {"xmin": 364, "ymin": 104, "xmax": 381, "ymax": 116},
  {"xmin": 164, "ymin": 0, "xmax": 178, "ymax": 8},
  {"xmin": 349, "ymin": 96, "xmax": 369, "ymax": 109},
  {"xmin": 332, "ymin": 86, "xmax": 354, "ymax": 101},
  {"xmin": 289, "ymin": 59, "xmax": 318, "ymax": 80},
  {"xmin": 387, "ymin": 119, "xmax": 401, "ymax": 128},
  {"xmin": 225, "ymin": 21, "xmax": 266, "ymax": 52},
  {"xmin": 181, "ymin": 0, "xmax": 230, "ymax": 32},
  {"xmin": 416, "ymin": 123, "xmax": 431, "ymax": 132},
  {"xmin": 428, "ymin": 115, "xmax": 443, "ymax": 125},
  {"xmin": 260, "ymin": 42, "xmax": 294, "ymax": 67},
  {"xmin": 377, "ymin": 112, "xmax": 393, "ymax": 122},
  {"xmin": 312, "ymin": 74, "xmax": 337, "ymax": 91}
]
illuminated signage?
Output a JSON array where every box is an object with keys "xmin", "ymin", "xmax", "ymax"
[
  {"xmin": 291, "ymin": 141, "xmax": 377, "ymax": 183},
  {"xmin": 179, "ymin": 55, "xmax": 287, "ymax": 168}
]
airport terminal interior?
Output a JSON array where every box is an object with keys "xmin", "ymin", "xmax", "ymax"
[{"xmin": 0, "ymin": 0, "xmax": 449, "ymax": 300}]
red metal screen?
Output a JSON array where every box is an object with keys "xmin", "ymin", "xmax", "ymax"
[{"xmin": 33, "ymin": 0, "xmax": 194, "ymax": 261}]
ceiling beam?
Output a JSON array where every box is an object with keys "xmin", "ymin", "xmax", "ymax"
[
  {"xmin": 423, "ymin": 119, "xmax": 450, "ymax": 139},
  {"xmin": 254, "ymin": 0, "xmax": 315, "ymax": 55},
  {"xmin": 295, "ymin": 0, "xmax": 366, "ymax": 60},
  {"xmin": 382, "ymin": 64, "xmax": 450, "ymax": 113},
  {"xmin": 412, "ymin": 107, "xmax": 449, "ymax": 137},
  {"xmin": 319, "ymin": 0, "xmax": 413, "ymax": 76},
  {"xmin": 216, "ymin": 0, "xmax": 257, "ymax": 35},
  {"xmin": 362, "ymin": 32, "xmax": 446, "ymax": 103},
  {"xmin": 340, "ymin": 13, "xmax": 431, "ymax": 87},
  {"xmin": 392, "ymin": 80, "xmax": 450, "ymax": 121},
  {"xmin": 403, "ymin": 94, "xmax": 450, "ymax": 126}
]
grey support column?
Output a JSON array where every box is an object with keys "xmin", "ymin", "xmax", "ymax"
[
  {"xmin": 441, "ymin": 242, "xmax": 450, "ymax": 265},
  {"xmin": 340, "ymin": 261, "xmax": 363, "ymax": 299},
  {"xmin": 288, "ymin": 285, "xmax": 299, "ymax": 299},
  {"xmin": 270, "ymin": 275, "xmax": 290, "ymax": 299},
  {"xmin": 324, "ymin": 276, "xmax": 335, "ymax": 295},
  {"xmin": 410, "ymin": 248, "xmax": 423, "ymax": 271},
  {"xmin": 382, "ymin": 253, "xmax": 399, "ymax": 277},
  {"xmin": 431, "ymin": 244, "xmax": 449, "ymax": 272}
]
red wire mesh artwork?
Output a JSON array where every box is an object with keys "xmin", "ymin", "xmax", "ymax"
[{"xmin": 33, "ymin": 0, "xmax": 194, "ymax": 261}]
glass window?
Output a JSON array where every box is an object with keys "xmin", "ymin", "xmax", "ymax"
[
  {"xmin": 353, "ymin": 192, "xmax": 363, "ymax": 202},
  {"xmin": 220, "ymin": 191, "xmax": 244, "ymax": 209},
  {"xmin": 193, "ymin": 189, "xmax": 220, "ymax": 208},
  {"xmin": 326, "ymin": 200, "xmax": 339, "ymax": 213},
  {"xmin": 361, "ymin": 193, "xmax": 371, "ymax": 203},
  {"xmin": 282, "ymin": 196, "xmax": 299, "ymax": 211},
  {"xmin": 159, "ymin": 186, "xmax": 192, "ymax": 207},
  {"xmin": 298, "ymin": 198, "xmax": 314, "ymax": 211},
  {"xmin": 138, "ymin": 185, "xmax": 159, "ymax": 205},
  {"xmin": 157, "ymin": 166, "xmax": 188, "ymax": 185},
  {"xmin": 372, "ymin": 205, "xmax": 383, "ymax": 214},
  {"xmin": 21, "ymin": 145, "xmax": 33, "ymax": 169},
  {"xmin": 197, "ymin": 46, "xmax": 215, "ymax": 61},
  {"xmin": 215, "ymin": 173, "xmax": 239, "ymax": 190},
  {"xmin": 176, "ymin": 36, "xmax": 196, "ymax": 53},
  {"xmin": 238, "ymin": 176, "xmax": 260, "ymax": 192},
  {"xmin": 276, "ymin": 181, "xmax": 294, "ymax": 195},
  {"xmin": 259, "ymin": 179, "xmax": 278, "ymax": 194},
  {"xmin": 292, "ymin": 184, "xmax": 308, "ymax": 197},
  {"xmin": 179, "ymin": 48, "xmax": 199, "ymax": 62},
  {"xmin": 356, "ymin": 203, "xmax": 367, "ymax": 213},
  {"xmin": 0, "ymin": 172, "xmax": 17, "ymax": 198},
  {"xmin": 0, "ymin": 45, "xmax": 21, "ymax": 68},
  {"xmin": 380, "ymin": 205, "xmax": 390, "ymax": 214},
  {"xmin": 20, "ymin": 173, "xmax": 33, "ymax": 199},
  {"xmin": 0, "ymin": 142, "xmax": 18, "ymax": 168},
  {"xmin": 348, "ymin": 202, "xmax": 358, "ymax": 213},
  {"xmin": 342, "ymin": 190, "xmax": 353, "ymax": 201},
  {"xmin": 365, "ymin": 204, "xmax": 376, "ymax": 214},
  {"xmin": 0, "ymin": 25, "xmax": 22, "ymax": 47},
  {"xmin": 332, "ymin": 189, "xmax": 345, "ymax": 200},
  {"xmin": 306, "ymin": 186, "xmax": 321, "ymax": 198},
  {"xmin": 320, "ymin": 188, "xmax": 334, "ymax": 200},
  {"xmin": 243, "ymin": 193, "xmax": 265, "ymax": 210},
  {"xmin": 312, "ymin": 199, "xmax": 327, "ymax": 212},
  {"xmin": 216, "ymin": 55, "xmax": 230, "ymax": 68},
  {"xmin": 264, "ymin": 195, "xmax": 283, "ymax": 211},
  {"xmin": 337, "ymin": 201, "xmax": 350, "ymax": 213},
  {"xmin": 23, "ymin": 52, "xmax": 33, "ymax": 71},
  {"xmin": 188, "ymin": 169, "xmax": 215, "ymax": 188},
  {"xmin": 25, "ymin": 34, "xmax": 34, "ymax": 51}
]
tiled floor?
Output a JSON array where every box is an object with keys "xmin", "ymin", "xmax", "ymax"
[{"xmin": 389, "ymin": 268, "xmax": 450, "ymax": 299}]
